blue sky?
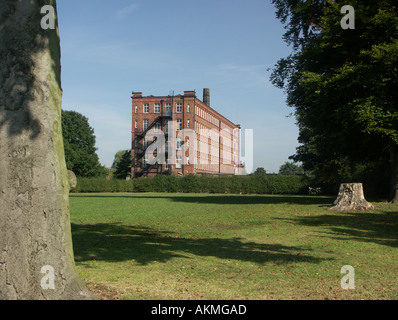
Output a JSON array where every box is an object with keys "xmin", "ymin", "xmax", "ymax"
[{"xmin": 57, "ymin": 0, "xmax": 298, "ymax": 173}]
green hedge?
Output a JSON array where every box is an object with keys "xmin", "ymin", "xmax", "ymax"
[{"xmin": 72, "ymin": 174, "xmax": 311, "ymax": 195}]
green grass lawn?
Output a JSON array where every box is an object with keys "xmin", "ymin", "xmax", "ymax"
[{"xmin": 69, "ymin": 193, "xmax": 398, "ymax": 300}]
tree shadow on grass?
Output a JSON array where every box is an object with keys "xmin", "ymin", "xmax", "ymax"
[
  {"xmin": 165, "ymin": 195, "xmax": 334, "ymax": 206},
  {"xmin": 71, "ymin": 194, "xmax": 334, "ymax": 206},
  {"xmin": 276, "ymin": 209, "xmax": 398, "ymax": 248},
  {"xmin": 71, "ymin": 223, "xmax": 328, "ymax": 266}
]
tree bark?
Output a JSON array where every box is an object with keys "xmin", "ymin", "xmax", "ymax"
[
  {"xmin": 0, "ymin": 0, "xmax": 94, "ymax": 299},
  {"xmin": 390, "ymin": 144, "xmax": 398, "ymax": 204},
  {"xmin": 329, "ymin": 183, "xmax": 374, "ymax": 211}
]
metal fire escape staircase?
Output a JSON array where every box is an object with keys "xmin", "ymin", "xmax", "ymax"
[{"xmin": 133, "ymin": 113, "xmax": 172, "ymax": 178}]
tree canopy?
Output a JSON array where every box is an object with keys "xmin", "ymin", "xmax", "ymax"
[
  {"xmin": 61, "ymin": 110, "xmax": 106, "ymax": 177},
  {"xmin": 270, "ymin": 0, "xmax": 398, "ymax": 201},
  {"xmin": 253, "ymin": 167, "xmax": 267, "ymax": 176},
  {"xmin": 279, "ymin": 161, "xmax": 305, "ymax": 175},
  {"xmin": 111, "ymin": 149, "xmax": 132, "ymax": 179}
]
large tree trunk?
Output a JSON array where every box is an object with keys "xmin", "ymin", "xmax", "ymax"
[
  {"xmin": 329, "ymin": 183, "xmax": 374, "ymax": 211},
  {"xmin": 0, "ymin": 0, "xmax": 94, "ymax": 299},
  {"xmin": 390, "ymin": 145, "xmax": 398, "ymax": 204}
]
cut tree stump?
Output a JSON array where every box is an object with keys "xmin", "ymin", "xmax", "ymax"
[{"xmin": 329, "ymin": 183, "xmax": 374, "ymax": 211}]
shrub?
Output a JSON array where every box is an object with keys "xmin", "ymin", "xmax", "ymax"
[
  {"xmin": 180, "ymin": 174, "xmax": 200, "ymax": 193},
  {"xmin": 152, "ymin": 174, "xmax": 168, "ymax": 192},
  {"xmin": 132, "ymin": 177, "xmax": 153, "ymax": 192},
  {"xmin": 72, "ymin": 174, "xmax": 311, "ymax": 195}
]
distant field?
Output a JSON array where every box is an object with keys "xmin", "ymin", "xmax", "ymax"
[{"xmin": 69, "ymin": 193, "xmax": 398, "ymax": 300}]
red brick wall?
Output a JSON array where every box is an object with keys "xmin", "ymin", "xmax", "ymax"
[{"xmin": 131, "ymin": 91, "xmax": 240, "ymax": 178}]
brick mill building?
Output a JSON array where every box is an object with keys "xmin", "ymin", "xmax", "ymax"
[{"xmin": 131, "ymin": 89, "xmax": 242, "ymax": 178}]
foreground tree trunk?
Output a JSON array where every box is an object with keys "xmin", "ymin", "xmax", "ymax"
[
  {"xmin": 329, "ymin": 183, "xmax": 374, "ymax": 211},
  {"xmin": 0, "ymin": 0, "xmax": 94, "ymax": 299},
  {"xmin": 390, "ymin": 145, "xmax": 398, "ymax": 204}
]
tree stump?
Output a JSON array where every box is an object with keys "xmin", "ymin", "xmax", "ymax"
[{"xmin": 329, "ymin": 183, "xmax": 374, "ymax": 211}]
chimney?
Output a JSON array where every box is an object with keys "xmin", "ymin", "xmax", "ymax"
[
  {"xmin": 184, "ymin": 90, "xmax": 196, "ymax": 97},
  {"xmin": 203, "ymin": 88, "xmax": 210, "ymax": 107},
  {"xmin": 131, "ymin": 91, "xmax": 142, "ymax": 99}
]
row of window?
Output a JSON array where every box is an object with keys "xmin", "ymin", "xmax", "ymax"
[
  {"xmin": 135, "ymin": 103, "xmax": 191, "ymax": 114},
  {"xmin": 138, "ymin": 154, "xmax": 237, "ymax": 168},
  {"xmin": 134, "ymin": 119, "xmax": 186, "ymax": 131},
  {"xmin": 135, "ymin": 118, "xmax": 233, "ymax": 133},
  {"xmin": 139, "ymin": 156, "xmax": 189, "ymax": 169},
  {"xmin": 135, "ymin": 104, "xmax": 236, "ymax": 136},
  {"xmin": 137, "ymin": 138, "xmax": 190, "ymax": 150},
  {"xmin": 138, "ymin": 157, "xmax": 237, "ymax": 170},
  {"xmin": 136, "ymin": 139, "xmax": 236, "ymax": 156},
  {"xmin": 195, "ymin": 105, "xmax": 218, "ymax": 127},
  {"xmin": 134, "ymin": 121, "xmax": 238, "ymax": 154}
]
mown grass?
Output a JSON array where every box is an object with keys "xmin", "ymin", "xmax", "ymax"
[{"xmin": 69, "ymin": 193, "xmax": 398, "ymax": 300}]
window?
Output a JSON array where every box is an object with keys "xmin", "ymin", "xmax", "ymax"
[
  {"xmin": 143, "ymin": 119, "xmax": 149, "ymax": 131},
  {"xmin": 176, "ymin": 103, "xmax": 182, "ymax": 113},
  {"xmin": 154, "ymin": 122, "xmax": 161, "ymax": 132},
  {"xmin": 165, "ymin": 103, "xmax": 171, "ymax": 115},
  {"xmin": 135, "ymin": 120, "xmax": 138, "ymax": 129},
  {"xmin": 135, "ymin": 106, "xmax": 138, "ymax": 113},
  {"xmin": 187, "ymin": 120, "xmax": 190, "ymax": 128},
  {"xmin": 176, "ymin": 155, "xmax": 182, "ymax": 169},
  {"xmin": 154, "ymin": 103, "xmax": 160, "ymax": 113},
  {"xmin": 186, "ymin": 157, "xmax": 190, "ymax": 166},
  {"xmin": 176, "ymin": 119, "xmax": 182, "ymax": 131},
  {"xmin": 143, "ymin": 104, "xmax": 149, "ymax": 113},
  {"xmin": 187, "ymin": 105, "xmax": 190, "ymax": 113},
  {"xmin": 176, "ymin": 138, "xmax": 182, "ymax": 150}
]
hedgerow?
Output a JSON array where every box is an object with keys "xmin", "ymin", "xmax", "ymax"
[{"xmin": 72, "ymin": 174, "xmax": 310, "ymax": 195}]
